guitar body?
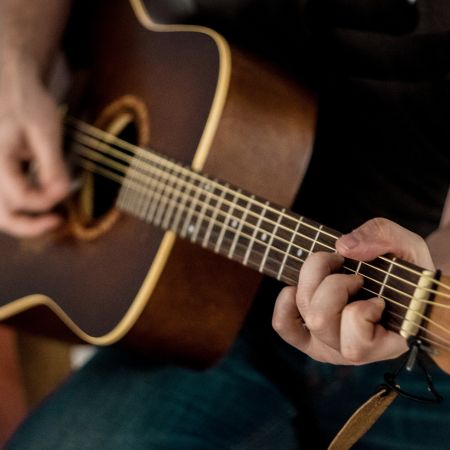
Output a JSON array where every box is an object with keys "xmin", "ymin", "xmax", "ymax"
[{"xmin": 0, "ymin": 0, "xmax": 316, "ymax": 366}]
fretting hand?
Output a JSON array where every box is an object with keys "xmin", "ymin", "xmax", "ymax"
[{"xmin": 272, "ymin": 218, "xmax": 435, "ymax": 365}]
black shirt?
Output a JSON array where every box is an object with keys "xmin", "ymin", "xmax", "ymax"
[{"xmin": 152, "ymin": 0, "xmax": 450, "ymax": 236}]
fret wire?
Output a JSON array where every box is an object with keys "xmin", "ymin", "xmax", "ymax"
[
  {"xmin": 154, "ymin": 164, "xmax": 175, "ymax": 226},
  {"xmin": 228, "ymin": 196, "xmax": 254, "ymax": 260},
  {"xmin": 355, "ymin": 261, "xmax": 362, "ymax": 275},
  {"xmin": 70, "ymin": 123, "xmax": 444, "ymax": 291},
  {"xmin": 215, "ymin": 189, "xmax": 241, "ymax": 253},
  {"xmin": 191, "ymin": 181, "xmax": 214, "ymax": 243},
  {"xmin": 243, "ymin": 201, "xmax": 269, "ymax": 267},
  {"xmin": 161, "ymin": 165, "xmax": 181, "ymax": 230},
  {"xmin": 308, "ymin": 224, "xmax": 324, "ymax": 257},
  {"xmin": 277, "ymin": 216, "xmax": 303, "ymax": 281},
  {"xmin": 379, "ymin": 257, "xmax": 395, "ymax": 299},
  {"xmin": 260, "ymin": 208, "xmax": 284, "ymax": 273},
  {"xmin": 76, "ymin": 137, "xmax": 427, "ymax": 298},
  {"xmin": 202, "ymin": 184, "xmax": 227, "ymax": 248},
  {"xmin": 144, "ymin": 157, "xmax": 167, "ymax": 222},
  {"xmin": 133, "ymin": 149, "xmax": 152, "ymax": 219},
  {"xmin": 206, "ymin": 224, "xmax": 303, "ymax": 285},
  {"xmin": 150, "ymin": 157, "xmax": 175, "ymax": 225},
  {"xmin": 170, "ymin": 170, "xmax": 191, "ymax": 233},
  {"xmin": 181, "ymin": 175, "xmax": 204, "ymax": 239},
  {"xmin": 132, "ymin": 148, "xmax": 151, "ymax": 216}
]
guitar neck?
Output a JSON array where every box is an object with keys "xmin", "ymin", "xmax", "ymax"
[
  {"xmin": 116, "ymin": 144, "xmax": 334, "ymax": 284},
  {"xmin": 116, "ymin": 143, "xmax": 426, "ymax": 322},
  {"xmin": 70, "ymin": 121, "xmax": 432, "ymax": 341}
]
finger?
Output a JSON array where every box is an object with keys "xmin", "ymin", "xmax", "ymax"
[
  {"xmin": 0, "ymin": 211, "xmax": 62, "ymax": 238},
  {"xmin": 336, "ymin": 217, "xmax": 434, "ymax": 268},
  {"xmin": 340, "ymin": 298, "xmax": 408, "ymax": 363},
  {"xmin": 0, "ymin": 132, "xmax": 52, "ymax": 211},
  {"xmin": 0, "ymin": 119, "xmax": 70, "ymax": 212},
  {"xmin": 297, "ymin": 252, "xmax": 344, "ymax": 311},
  {"xmin": 0, "ymin": 154, "xmax": 63, "ymax": 212},
  {"xmin": 26, "ymin": 108, "xmax": 70, "ymax": 202},
  {"xmin": 304, "ymin": 273, "xmax": 363, "ymax": 350},
  {"xmin": 273, "ymin": 286, "xmax": 311, "ymax": 351}
]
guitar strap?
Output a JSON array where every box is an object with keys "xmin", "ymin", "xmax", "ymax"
[
  {"xmin": 327, "ymin": 385, "xmax": 398, "ymax": 450},
  {"xmin": 327, "ymin": 344, "xmax": 443, "ymax": 450}
]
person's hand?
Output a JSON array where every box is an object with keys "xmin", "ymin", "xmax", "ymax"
[
  {"xmin": 272, "ymin": 218, "xmax": 435, "ymax": 365},
  {"xmin": 0, "ymin": 65, "xmax": 70, "ymax": 237}
]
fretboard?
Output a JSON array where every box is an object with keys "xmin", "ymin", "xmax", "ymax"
[{"xmin": 115, "ymin": 148, "xmax": 423, "ymax": 335}]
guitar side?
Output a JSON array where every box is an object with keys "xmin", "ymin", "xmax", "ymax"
[
  {"xmin": 425, "ymin": 275, "xmax": 450, "ymax": 374},
  {"xmin": 0, "ymin": 0, "xmax": 316, "ymax": 367}
]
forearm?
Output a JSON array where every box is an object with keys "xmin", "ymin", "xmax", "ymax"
[
  {"xmin": 427, "ymin": 225, "xmax": 450, "ymax": 274},
  {"xmin": 426, "ymin": 188, "xmax": 450, "ymax": 273},
  {"xmin": 0, "ymin": 0, "xmax": 71, "ymax": 80}
]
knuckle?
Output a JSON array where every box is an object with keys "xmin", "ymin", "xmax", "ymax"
[
  {"xmin": 409, "ymin": 230, "xmax": 425, "ymax": 248},
  {"xmin": 363, "ymin": 217, "xmax": 391, "ymax": 239},
  {"xmin": 307, "ymin": 251, "xmax": 330, "ymax": 266},
  {"xmin": 341, "ymin": 344, "xmax": 367, "ymax": 364},
  {"xmin": 295, "ymin": 290, "xmax": 309, "ymax": 317},
  {"xmin": 321, "ymin": 273, "xmax": 346, "ymax": 290},
  {"xmin": 342, "ymin": 302, "xmax": 360, "ymax": 321},
  {"xmin": 303, "ymin": 312, "xmax": 326, "ymax": 332},
  {"xmin": 272, "ymin": 314, "xmax": 284, "ymax": 334}
]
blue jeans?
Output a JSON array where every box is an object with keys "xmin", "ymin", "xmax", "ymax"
[
  {"xmin": 7, "ymin": 328, "xmax": 450, "ymax": 450},
  {"xmin": 6, "ymin": 338, "xmax": 300, "ymax": 450}
]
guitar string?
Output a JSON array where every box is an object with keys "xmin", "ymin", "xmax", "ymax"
[
  {"xmin": 68, "ymin": 117, "xmax": 450, "ymax": 296},
  {"xmin": 385, "ymin": 311, "xmax": 450, "ymax": 349},
  {"xmin": 73, "ymin": 142, "xmax": 450, "ymax": 313},
  {"xmin": 385, "ymin": 321, "xmax": 450, "ymax": 353},
  {"xmin": 68, "ymin": 127, "xmax": 450, "ymax": 303},
  {"xmin": 76, "ymin": 152, "xmax": 450, "ymax": 340},
  {"xmin": 361, "ymin": 284, "xmax": 450, "ymax": 338},
  {"xmin": 66, "ymin": 116, "xmax": 450, "ymax": 295},
  {"xmin": 74, "ymin": 141, "xmax": 439, "ymax": 307},
  {"xmin": 77, "ymin": 157, "xmax": 450, "ymax": 352},
  {"xmin": 66, "ymin": 118, "xmax": 450, "ymax": 296},
  {"xmin": 70, "ymin": 135, "xmax": 448, "ymax": 314}
]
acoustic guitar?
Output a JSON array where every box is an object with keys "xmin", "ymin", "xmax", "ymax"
[{"xmin": 1, "ymin": 0, "xmax": 449, "ymax": 372}]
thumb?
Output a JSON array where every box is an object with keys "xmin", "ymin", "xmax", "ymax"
[
  {"xmin": 336, "ymin": 218, "xmax": 434, "ymax": 269},
  {"xmin": 27, "ymin": 110, "xmax": 70, "ymax": 202}
]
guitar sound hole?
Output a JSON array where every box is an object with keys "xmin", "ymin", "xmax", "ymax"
[
  {"xmin": 70, "ymin": 95, "xmax": 150, "ymax": 240},
  {"xmin": 91, "ymin": 121, "xmax": 138, "ymax": 220}
]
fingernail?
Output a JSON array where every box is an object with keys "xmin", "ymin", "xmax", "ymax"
[{"xmin": 339, "ymin": 232, "xmax": 359, "ymax": 250}]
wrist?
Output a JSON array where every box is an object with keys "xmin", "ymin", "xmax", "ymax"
[{"xmin": 0, "ymin": 52, "xmax": 42, "ymax": 84}]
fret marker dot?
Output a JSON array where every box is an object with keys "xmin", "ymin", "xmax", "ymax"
[
  {"xmin": 187, "ymin": 225, "xmax": 195, "ymax": 234},
  {"xmin": 261, "ymin": 233, "xmax": 268, "ymax": 242},
  {"xmin": 296, "ymin": 249, "xmax": 303, "ymax": 257},
  {"xmin": 231, "ymin": 219, "xmax": 238, "ymax": 228},
  {"xmin": 204, "ymin": 184, "xmax": 211, "ymax": 191}
]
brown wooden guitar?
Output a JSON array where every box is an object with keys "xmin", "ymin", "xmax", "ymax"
[{"xmin": 1, "ymin": 0, "xmax": 449, "ymax": 372}]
